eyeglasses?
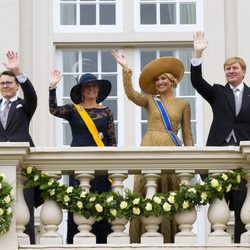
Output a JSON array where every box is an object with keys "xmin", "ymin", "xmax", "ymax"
[{"xmin": 0, "ymin": 81, "xmax": 15, "ymax": 87}]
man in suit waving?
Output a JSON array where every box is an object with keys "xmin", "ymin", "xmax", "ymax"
[
  {"xmin": 190, "ymin": 32, "xmax": 250, "ymax": 243},
  {"xmin": 0, "ymin": 51, "xmax": 39, "ymax": 244}
]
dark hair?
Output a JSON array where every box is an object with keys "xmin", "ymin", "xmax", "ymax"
[{"xmin": 0, "ymin": 70, "xmax": 19, "ymax": 84}]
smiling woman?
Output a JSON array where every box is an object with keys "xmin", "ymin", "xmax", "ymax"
[{"xmin": 112, "ymin": 50, "xmax": 194, "ymax": 243}]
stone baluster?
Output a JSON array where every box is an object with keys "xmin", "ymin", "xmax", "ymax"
[
  {"xmin": 16, "ymin": 172, "xmax": 30, "ymax": 244},
  {"xmin": 240, "ymin": 170, "xmax": 250, "ymax": 243},
  {"xmin": 107, "ymin": 171, "xmax": 129, "ymax": 244},
  {"xmin": 40, "ymin": 172, "xmax": 63, "ymax": 244},
  {"xmin": 141, "ymin": 170, "xmax": 163, "ymax": 244},
  {"xmin": 207, "ymin": 171, "xmax": 231, "ymax": 243},
  {"xmin": 73, "ymin": 171, "xmax": 96, "ymax": 244},
  {"xmin": 174, "ymin": 170, "xmax": 197, "ymax": 243}
]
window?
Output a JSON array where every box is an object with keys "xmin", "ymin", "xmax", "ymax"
[
  {"xmin": 135, "ymin": 0, "xmax": 202, "ymax": 32},
  {"xmin": 55, "ymin": 49, "xmax": 123, "ymax": 146},
  {"xmin": 54, "ymin": 0, "xmax": 122, "ymax": 32},
  {"xmin": 134, "ymin": 48, "xmax": 202, "ymax": 145}
]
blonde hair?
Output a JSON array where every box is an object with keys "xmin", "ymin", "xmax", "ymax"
[
  {"xmin": 224, "ymin": 57, "xmax": 246, "ymax": 72},
  {"xmin": 165, "ymin": 73, "xmax": 178, "ymax": 88}
]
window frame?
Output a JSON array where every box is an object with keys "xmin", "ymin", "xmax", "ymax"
[
  {"xmin": 134, "ymin": 0, "xmax": 203, "ymax": 32},
  {"xmin": 54, "ymin": 0, "xmax": 122, "ymax": 32}
]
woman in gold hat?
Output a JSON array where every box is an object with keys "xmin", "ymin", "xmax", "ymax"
[{"xmin": 112, "ymin": 51, "xmax": 193, "ymax": 243}]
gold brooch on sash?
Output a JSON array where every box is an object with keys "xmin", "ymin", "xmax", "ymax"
[
  {"xmin": 78, "ymin": 105, "xmax": 83, "ymax": 110},
  {"xmin": 98, "ymin": 132, "xmax": 104, "ymax": 140}
]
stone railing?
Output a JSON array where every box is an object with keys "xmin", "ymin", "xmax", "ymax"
[{"xmin": 0, "ymin": 142, "xmax": 250, "ymax": 250}]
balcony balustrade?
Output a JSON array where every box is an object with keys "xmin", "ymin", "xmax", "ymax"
[{"xmin": 0, "ymin": 142, "xmax": 250, "ymax": 250}]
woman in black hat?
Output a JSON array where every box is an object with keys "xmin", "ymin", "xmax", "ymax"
[{"xmin": 48, "ymin": 70, "xmax": 117, "ymax": 244}]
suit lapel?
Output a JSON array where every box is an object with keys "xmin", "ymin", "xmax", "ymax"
[
  {"xmin": 224, "ymin": 83, "xmax": 235, "ymax": 114},
  {"xmin": 5, "ymin": 99, "xmax": 20, "ymax": 129},
  {"xmin": 239, "ymin": 83, "xmax": 250, "ymax": 115},
  {"xmin": 0, "ymin": 99, "xmax": 4, "ymax": 130}
]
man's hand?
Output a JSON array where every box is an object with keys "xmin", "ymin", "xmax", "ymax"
[
  {"xmin": 193, "ymin": 32, "xmax": 208, "ymax": 58},
  {"xmin": 2, "ymin": 51, "xmax": 22, "ymax": 75}
]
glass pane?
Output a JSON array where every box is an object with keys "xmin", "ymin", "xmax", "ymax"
[
  {"xmin": 63, "ymin": 75, "xmax": 78, "ymax": 97},
  {"xmin": 159, "ymin": 50, "xmax": 174, "ymax": 57},
  {"xmin": 63, "ymin": 51, "xmax": 78, "ymax": 72},
  {"xmin": 179, "ymin": 49, "xmax": 192, "ymax": 71},
  {"xmin": 141, "ymin": 122, "xmax": 147, "ymax": 138},
  {"xmin": 114, "ymin": 122, "xmax": 118, "ymax": 143},
  {"xmin": 102, "ymin": 99, "xmax": 117, "ymax": 120},
  {"xmin": 100, "ymin": 4, "xmax": 116, "ymax": 25},
  {"xmin": 140, "ymin": 51, "xmax": 156, "ymax": 70},
  {"xmin": 60, "ymin": 4, "xmax": 76, "ymax": 25},
  {"xmin": 80, "ymin": 4, "xmax": 96, "ymax": 25},
  {"xmin": 141, "ymin": 108, "xmax": 147, "ymax": 120},
  {"xmin": 181, "ymin": 97, "xmax": 196, "ymax": 120},
  {"xmin": 63, "ymin": 123, "xmax": 72, "ymax": 146},
  {"xmin": 160, "ymin": 3, "xmax": 176, "ymax": 24},
  {"xmin": 179, "ymin": 73, "xmax": 195, "ymax": 96},
  {"xmin": 82, "ymin": 51, "xmax": 98, "ymax": 72},
  {"xmin": 140, "ymin": 4, "xmax": 156, "ymax": 24},
  {"xmin": 62, "ymin": 97, "xmax": 72, "ymax": 105},
  {"xmin": 101, "ymin": 74, "xmax": 117, "ymax": 96},
  {"xmin": 101, "ymin": 51, "xmax": 117, "ymax": 72},
  {"xmin": 180, "ymin": 3, "xmax": 196, "ymax": 24},
  {"xmin": 191, "ymin": 121, "xmax": 197, "ymax": 145}
]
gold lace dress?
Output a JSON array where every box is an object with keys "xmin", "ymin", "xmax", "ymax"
[{"xmin": 123, "ymin": 69, "xmax": 194, "ymax": 243}]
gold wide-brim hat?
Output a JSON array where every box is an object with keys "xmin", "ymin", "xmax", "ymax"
[{"xmin": 139, "ymin": 57, "xmax": 184, "ymax": 95}]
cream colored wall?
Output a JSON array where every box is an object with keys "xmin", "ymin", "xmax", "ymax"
[{"xmin": 3, "ymin": 0, "xmax": 250, "ymax": 147}]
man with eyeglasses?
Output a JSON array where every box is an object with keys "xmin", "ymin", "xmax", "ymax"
[{"xmin": 0, "ymin": 51, "xmax": 39, "ymax": 244}]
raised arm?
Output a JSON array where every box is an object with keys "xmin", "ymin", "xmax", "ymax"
[
  {"xmin": 111, "ymin": 50, "xmax": 148, "ymax": 108},
  {"xmin": 193, "ymin": 31, "xmax": 208, "ymax": 59}
]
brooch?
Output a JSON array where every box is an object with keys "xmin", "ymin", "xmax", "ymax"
[
  {"xmin": 78, "ymin": 105, "xmax": 83, "ymax": 110},
  {"xmin": 98, "ymin": 132, "xmax": 104, "ymax": 140}
]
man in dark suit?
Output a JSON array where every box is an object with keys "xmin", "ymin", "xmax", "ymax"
[
  {"xmin": 0, "ymin": 51, "xmax": 39, "ymax": 243},
  {"xmin": 190, "ymin": 32, "xmax": 249, "ymax": 243}
]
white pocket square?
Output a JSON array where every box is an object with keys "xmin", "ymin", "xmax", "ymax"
[{"xmin": 16, "ymin": 104, "xmax": 23, "ymax": 109}]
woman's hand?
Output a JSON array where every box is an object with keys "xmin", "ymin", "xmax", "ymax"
[
  {"xmin": 49, "ymin": 70, "xmax": 62, "ymax": 89},
  {"xmin": 111, "ymin": 50, "xmax": 129, "ymax": 69},
  {"xmin": 193, "ymin": 31, "xmax": 208, "ymax": 58}
]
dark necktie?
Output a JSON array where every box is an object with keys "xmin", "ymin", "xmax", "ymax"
[{"xmin": 0, "ymin": 100, "xmax": 11, "ymax": 128}]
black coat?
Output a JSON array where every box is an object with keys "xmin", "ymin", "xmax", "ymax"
[
  {"xmin": 0, "ymin": 78, "xmax": 37, "ymax": 146},
  {"xmin": 191, "ymin": 64, "xmax": 250, "ymax": 146}
]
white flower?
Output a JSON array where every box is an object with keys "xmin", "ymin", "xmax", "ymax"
[
  {"xmin": 217, "ymin": 185, "xmax": 222, "ymax": 192},
  {"xmin": 199, "ymin": 181, "xmax": 205, "ymax": 186},
  {"xmin": 10, "ymin": 189, "xmax": 14, "ymax": 196},
  {"xmin": 120, "ymin": 201, "xmax": 128, "ymax": 209},
  {"xmin": 153, "ymin": 196, "xmax": 161, "ymax": 204},
  {"xmin": 167, "ymin": 195, "xmax": 175, "ymax": 204},
  {"xmin": 77, "ymin": 201, "xmax": 83, "ymax": 209},
  {"xmin": 34, "ymin": 175, "xmax": 39, "ymax": 181},
  {"xmin": 48, "ymin": 179, "xmax": 54, "ymax": 186},
  {"xmin": 110, "ymin": 209, "xmax": 117, "ymax": 217},
  {"xmin": 50, "ymin": 189, "xmax": 55, "ymax": 196},
  {"xmin": 106, "ymin": 196, "xmax": 114, "ymax": 203},
  {"xmin": 66, "ymin": 186, "xmax": 73, "ymax": 193},
  {"xmin": 211, "ymin": 178, "xmax": 219, "ymax": 187},
  {"xmin": 95, "ymin": 204, "xmax": 103, "ymax": 213},
  {"xmin": 163, "ymin": 202, "xmax": 171, "ymax": 212},
  {"xmin": 183, "ymin": 201, "xmax": 189, "ymax": 209},
  {"xmin": 133, "ymin": 198, "xmax": 140, "ymax": 205},
  {"xmin": 59, "ymin": 182, "xmax": 64, "ymax": 187},
  {"xmin": 188, "ymin": 188, "xmax": 196, "ymax": 194},
  {"xmin": 237, "ymin": 175, "xmax": 241, "ymax": 183},
  {"xmin": 170, "ymin": 192, "xmax": 177, "ymax": 196},
  {"xmin": 26, "ymin": 166, "xmax": 33, "ymax": 174},
  {"xmin": 201, "ymin": 192, "xmax": 208, "ymax": 201},
  {"xmin": 89, "ymin": 196, "xmax": 96, "ymax": 202},
  {"xmin": 7, "ymin": 207, "xmax": 12, "ymax": 215},
  {"xmin": 80, "ymin": 191, "xmax": 87, "ymax": 198},
  {"xmin": 64, "ymin": 195, "xmax": 70, "ymax": 202},
  {"xmin": 221, "ymin": 173, "xmax": 228, "ymax": 181},
  {"xmin": 0, "ymin": 208, "xmax": 4, "ymax": 216},
  {"xmin": 145, "ymin": 203, "xmax": 152, "ymax": 211},
  {"xmin": 132, "ymin": 207, "xmax": 140, "ymax": 215},
  {"xmin": 0, "ymin": 173, "xmax": 6, "ymax": 179},
  {"xmin": 4, "ymin": 195, "xmax": 11, "ymax": 204},
  {"xmin": 226, "ymin": 184, "xmax": 232, "ymax": 192}
]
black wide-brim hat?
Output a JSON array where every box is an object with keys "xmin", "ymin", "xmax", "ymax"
[{"xmin": 70, "ymin": 73, "xmax": 111, "ymax": 104}]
